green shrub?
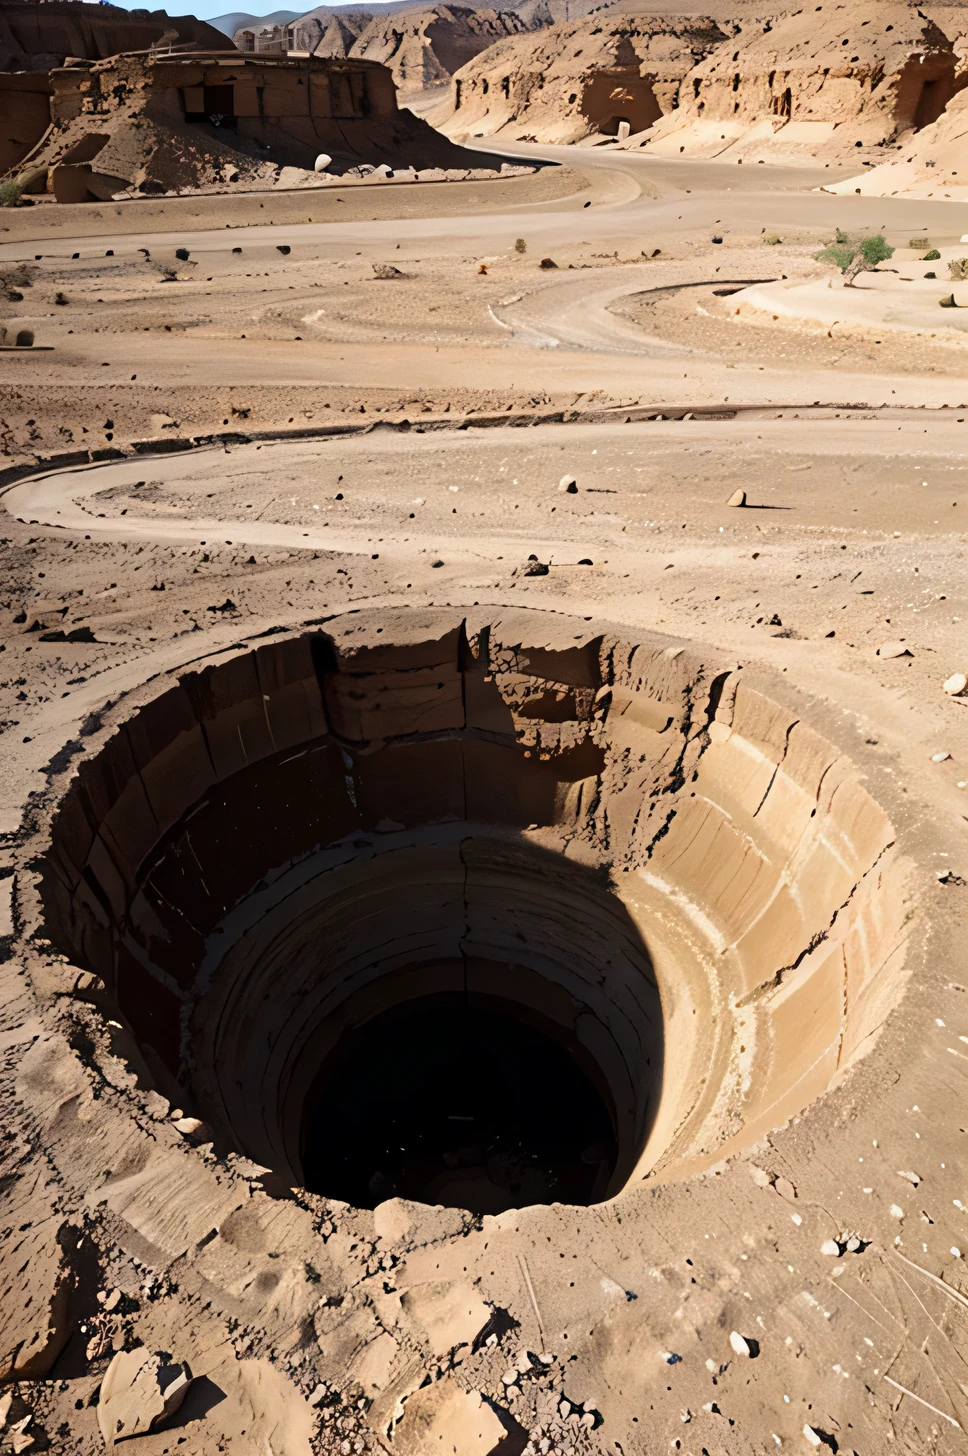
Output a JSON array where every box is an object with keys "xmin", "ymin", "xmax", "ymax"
[
  {"xmin": 0, "ymin": 178, "xmax": 25, "ymax": 208},
  {"xmin": 815, "ymin": 231, "xmax": 894, "ymax": 285},
  {"xmin": 762, "ymin": 232, "xmax": 782, "ymax": 245},
  {"xmin": 923, "ymin": 249, "xmax": 941, "ymax": 261},
  {"xmin": 514, "ymin": 237, "xmax": 527, "ymax": 254}
]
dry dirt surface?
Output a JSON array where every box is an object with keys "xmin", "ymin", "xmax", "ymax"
[{"xmin": 0, "ymin": 141, "xmax": 967, "ymax": 1456}]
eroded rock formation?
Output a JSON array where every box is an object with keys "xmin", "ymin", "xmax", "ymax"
[
  {"xmin": 350, "ymin": 4, "xmax": 531, "ymax": 97},
  {"xmin": 825, "ymin": 80, "xmax": 968, "ymax": 196},
  {"xmin": 299, "ymin": 6, "xmax": 371, "ymax": 57},
  {"xmin": 430, "ymin": 11, "xmax": 729, "ymax": 143},
  {"xmin": 0, "ymin": 0, "xmax": 228, "ymax": 73},
  {"xmin": 622, "ymin": 1, "xmax": 959, "ymax": 163}
]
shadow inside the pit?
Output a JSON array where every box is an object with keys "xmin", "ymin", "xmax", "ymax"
[
  {"xmin": 301, "ymin": 994, "xmax": 622, "ymax": 1214},
  {"xmin": 294, "ymin": 843, "xmax": 664, "ymax": 1216},
  {"xmin": 40, "ymin": 628, "xmax": 667, "ymax": 1216}
]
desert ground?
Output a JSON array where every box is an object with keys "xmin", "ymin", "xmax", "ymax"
[{"xmin": 2, "ymin": 132, "xmax": 968, "ymax": 1456}]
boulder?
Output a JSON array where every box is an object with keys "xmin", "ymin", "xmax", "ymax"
[{"xmin": 96, "ymin": 1348, "xmax": 192, "ymax": 1447}]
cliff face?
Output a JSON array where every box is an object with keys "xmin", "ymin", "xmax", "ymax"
[
  {"xmin": 430, "ymin": 11, "xmax": 728, "ymax": 143},
  {"xmin": 825, "ymin": 83, "xmax": 968, "ymax": 198},
  {"xmin": 623, "ymin": 2, "xmax": 958, "ymax": 163},
  {"xmin": 0, "ymin": 70, "xmax": 49, "ymax": 171},
  {"xmin": 349, "ymin": 4, "xmax": 531, "ymax": 95},
  {"xmin": 0, "ymin": 0, "xmax": 231, "ymax": 73},
  {"xmin": 302, "ymin": 9, "xmax": 370, "ymax": 57}
]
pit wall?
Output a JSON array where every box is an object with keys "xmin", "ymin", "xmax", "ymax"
[{"xmin": 41, "ymin": 610, "xmax": 911, "ymax": 1194}]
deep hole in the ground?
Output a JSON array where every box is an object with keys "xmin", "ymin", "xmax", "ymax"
[
  {"xmin": 302, "ymin": 997, "xmax": 617, "ymax": 1213},
  {"xmin": 42, "ymin": 608, "xmax": 910, "ymax": 1211}
]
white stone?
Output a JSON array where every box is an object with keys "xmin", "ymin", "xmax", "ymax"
[
  {"xmin": 943, "ymin": 672, "xmax": 967, "ymax": 695},
  {"xmin": 931, "ymin": 751, "xmax": 951, "ymax": 762},
  {"xmin": 729, "ymin": 1331, "xmax": 752, "ymax": 1357},
  {"xmin": 314, "ymin": 154, "xmax": 332, "ymax": 173},
  {"xmin": 820, "ymin": 1239, "xmax": 841, "ymax": 1256},
  {"xmin": 876, "ymin": 641, "xmax": 911, "ymax": 658},
  {"xmin": 803, "ymin": 1427, "xmax": 823, "ymax": 1448}
]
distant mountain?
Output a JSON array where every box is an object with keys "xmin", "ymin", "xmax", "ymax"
[
  {"xmin": 210, "ymin": 0, "xmax": 429, "ymax": 36},
  {"xmin": 209, "ymin": 9, "xmax": 300, "ymax": 37}
]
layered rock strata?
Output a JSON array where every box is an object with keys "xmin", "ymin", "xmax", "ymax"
[
  {"xmin": 350, "ymin": 4, "xmax": 531, "ymax": 96},
  {"xmin": 0, "ymin": 0, "xmax": 228, "ymax": 73},
  {"xmin": 41, "ymin": 608, "xmax": 907, "ymax": 1195},
  {"xmin": 622, "ymin": 1, "xmax": 958, "ymax": 163},
  {"xmin": 430, "ymin": 11, "xmax": 729, "ymax": 142},
  {"xmin": 0, "ymin": 602, "xmax": 924, "ymax": 1453}
]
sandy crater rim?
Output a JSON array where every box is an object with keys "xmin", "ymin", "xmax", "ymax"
[{"xmin": 41, "ymin": 606, "xmax": 911, "ymax": 1213}]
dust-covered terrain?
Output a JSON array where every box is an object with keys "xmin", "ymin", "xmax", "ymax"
[{"xmin": 1, "ymin": 138, "xmax": 967, "ymax": 1456}]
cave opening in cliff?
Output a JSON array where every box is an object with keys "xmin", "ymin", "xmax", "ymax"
[{"xmin": 301, "ymin": 995, "xmax": 617, "ymax": 1213}]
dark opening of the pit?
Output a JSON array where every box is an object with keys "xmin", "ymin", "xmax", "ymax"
[{"xmin": 300, "ymin": 996, "xmax": 618, "ymax": 1214}]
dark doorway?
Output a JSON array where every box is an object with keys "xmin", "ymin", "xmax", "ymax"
[
  {"xmin": 913, "ymin": 78, "xmax": 945, "ymax": 131},
  {"xmin": 186, "ymin": 84, "xmax": 237, "ymax": 125}
]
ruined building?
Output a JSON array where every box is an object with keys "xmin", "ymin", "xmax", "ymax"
[{"xmin": 4, "ymin": 49, "xmax": 501, "ymax": 202}]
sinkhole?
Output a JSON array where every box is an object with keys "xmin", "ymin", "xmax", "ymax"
[{"xmin": 41, "ymin": 607, "xmax": 910, "ymax": 1212}]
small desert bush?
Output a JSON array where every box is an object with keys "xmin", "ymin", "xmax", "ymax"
[
  {"xmin": 815, "ymin": 230, "xmax": 893, "ymax": 283},
  {"xmin": 909, "ymin": 237, "xmax": 929, "ymax": 250},
  {"xmin": 948, "ymin": 258, "xmax": 968, "ymax": 280},
  {"xmin": 762, "ymin": 233, "xmax": 782, "ymax": 245},
  {"xmin": 514, "ymin": 237, "xmax": 527, "ymax": 253},
  {"xmin": 0, "ymin": 178, "xmax": 25, "ymax": 208}
]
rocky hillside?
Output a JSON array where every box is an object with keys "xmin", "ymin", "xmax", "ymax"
[
  {"xmin": 620, "ymin": 1, "xmax": 959, "ymax": 164},
  {"xmin": 291, "ymin": 4, "xmax": 371, "ymax": 55},
  {"xmin": 430, "ymin": 10, "xmax": 728, "ymax": 143},
  {"xmin": 0, "ymin": 0, "xmax": 228, "ymax": 73},
  {"xmin": 824, "ymin": 82, "xmax": 968, "ymax": 198},
  {"xmin": 349, "ymin": 3, "xmax": 531, "ymax": 95}
]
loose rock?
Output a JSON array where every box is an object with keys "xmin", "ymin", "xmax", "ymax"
[
  {"xmin": 877, "ymin": 641, "xmax": 912, "ymax": 658},
  {"xmin": 726, "ymin": 488, "xmax": 746, "ymax": 507},
  {"xmin": 97, "ymin": 1348, "xmax": 192, "ymax": 1446},
  {"xmin": 943, "ymin": 672, "xmax": 967, "ymax": 695},
  {"xmin": 729, "ymin": 1331, "xmax": 752, "ymax": 1357}
]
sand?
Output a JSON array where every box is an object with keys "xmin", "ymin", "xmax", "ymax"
[{"xmin": 1, "ymin": 141, "xmax": 967, "ymax": 1456}]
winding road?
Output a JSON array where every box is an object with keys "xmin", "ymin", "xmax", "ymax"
[{"xmin": 4, "ymin": 144, "xmax": 968, "ymax": 405}]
